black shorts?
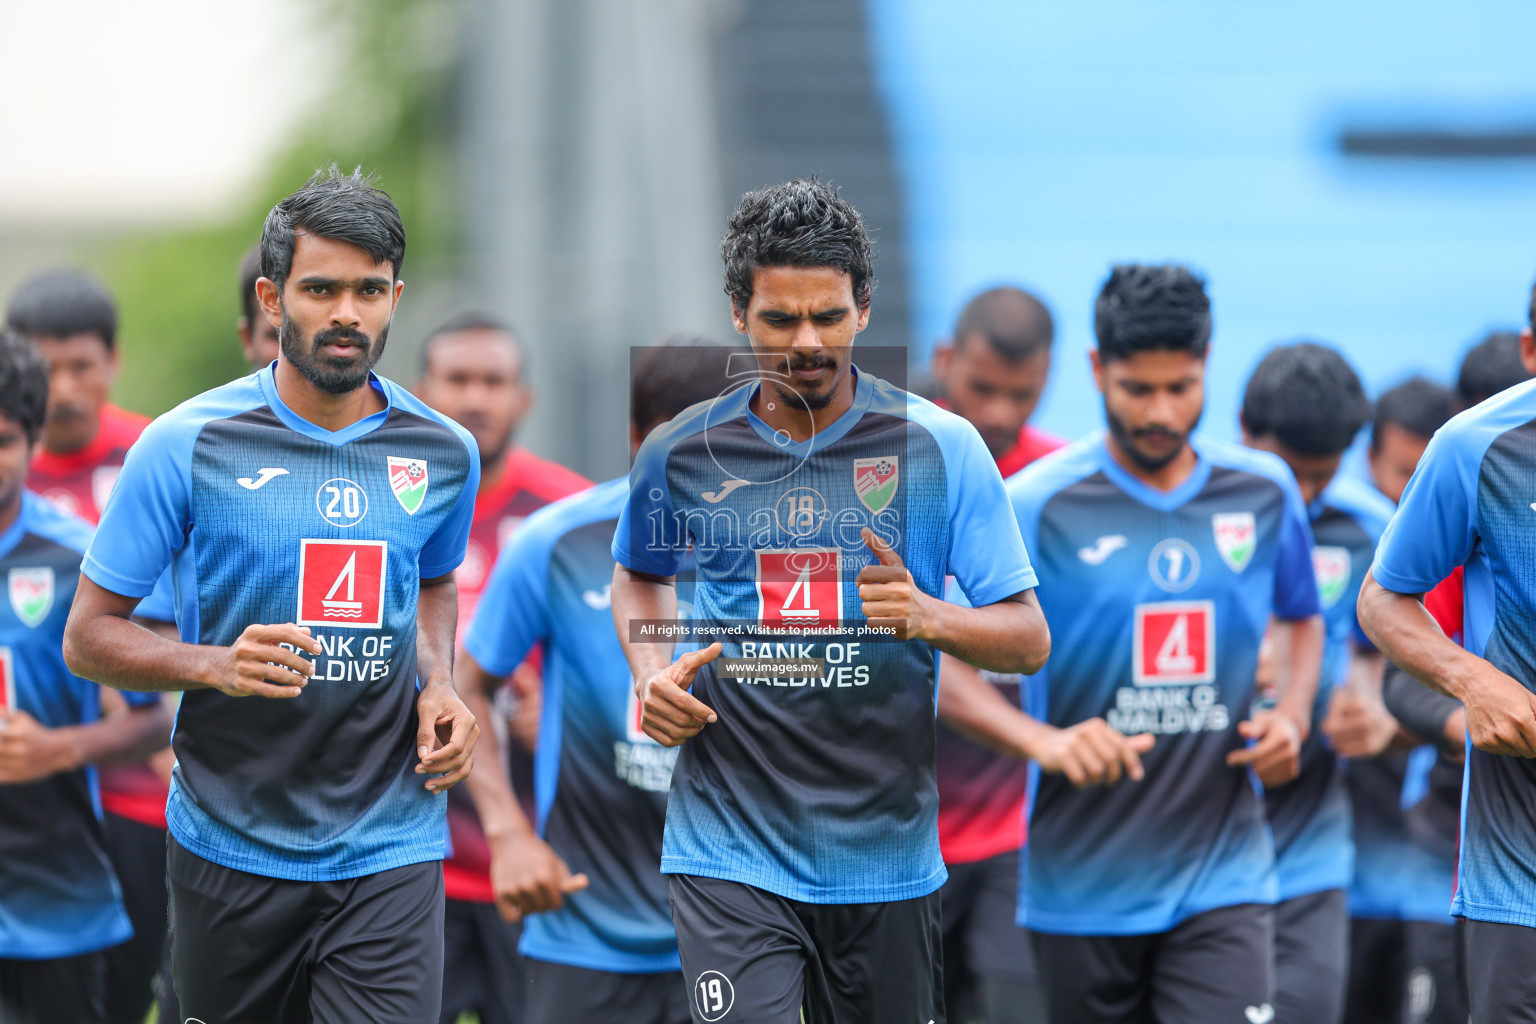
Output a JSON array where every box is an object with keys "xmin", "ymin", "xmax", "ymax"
[
  {"xmin": 940, "ymin": 850, "xmax": 1037, "ymax": 981},
  {"xmin": 667, "ymin": 874, "xmax": 944, "ymax": 1024},
  {"xmin": 100, "ymin": 811, "xmax": 170, "ymax": 1024},
  {"xmin": 1404, "ymin": 920, "xmax": 1466, "ymax": 1024},
  {"xmin": 0, "ymin": 950, "xmax": 106, "ymax": 1024},
  {"xmin": 1463, "ymin": 917, "xmax": 1536, "ymax": 1023},
  {"xmin": 1273, "ymin": 889, "xmax": 1348, "ymax": 1024},
  {"xmin": 441, "ymin": 898, "xmax": 525, "ymax": 1024},
  {"xmin": 1031, "ymin": 902, "xmax": 1274, "ymax": 1024},
  {"xmin": 525, "ymin": 957, "xmax": 691, "ymax": 1024},
  {"xmin": 167, "ymin": 837, "xmax": 443, "ymax": 1024},
  {"xmin": 1344, "ymin": 916, "xmax": 1405, "ymax": 1024}
]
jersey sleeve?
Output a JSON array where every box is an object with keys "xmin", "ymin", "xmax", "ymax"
[
  {"xmin": 1273, "ymin": 480, "xmax": 1321, "ymax": 622},
  {"xmin": 132, "ymin": 569, "xmax": 177, "ymax": 625},
  {"xmin": 463, "ymin": 516, "xmax": 555, "ymax": 676},
  {"xmin": 81, "ymin": 417, "xmax": 193, "ymax": 599},
  {"xmin": 942, "ymin": 422, "xmax": 1037, "ymax": 607},
  {"xmin": 419, "ymin": 443, "xmax": 481, "ymax": 580},
  {"xmin": 612, "ymin": 430, "xmax": 684, "ymax": 576},
  {"xmin": 1372, "ymin": 428, "xmax": 1478, "ymax": 596}
]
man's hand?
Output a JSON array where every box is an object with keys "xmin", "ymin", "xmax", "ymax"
[
  {"xmin": 487, "ymin": 832, "xmax": 590, "ymax": 923},
  {"xmin": 1228, "ymin": 709, "xmax": 1305, "ymax": 785},
  {"xmin": 1323, "ymin": 687, "xmax": 1399, "ymax": 758},
  {"xmin": 1033, "ymin": 718, "xmax": 1155, "ymax": 788},
  {"xmin": 856, "ymin": 528, "xmax": 933, "ymax": 641},
  {"xmin": 416, "ymin": 683, "xmax": 479, "ymax": 792},
  {"xmin": 638, "ymin": 643, "xmax": 721, "ymax": 747},
  {"xmin": 0, "ymin": 711, "xmax": 77, "ymax": 784},
  {"xmin": 1459, "ymin": 661, "xmax": 1536, "ymax": 757},
  {"xmin": 208, "ymin": 623, "xmax": 321, "ymax": 698}
]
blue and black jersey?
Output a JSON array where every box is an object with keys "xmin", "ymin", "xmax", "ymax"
[
  {"xmin": 82, "ymin": 364, "xmax": 479, "ymax": 882},
  {"xmin": 1267, "ymin": 474, "xmax": 1392, "ymax": 903},
  {"xmin": 1371, "ymin": 378, "xmax": 1536, "ymax": 927},
  {"xmin": 612, "ymin": 369, "xmax": 1036, "ymax": 905},
  {"xmin": 466, "ymin": 477, "xmax": 684, "ymax": 973},
  {"xmin": 1008, "ymin": 434, "xmax": 1320, "ymax": 935},
  {"xmin": 0, "ymin": 492, "xmax": 158, "ymax": 957}
]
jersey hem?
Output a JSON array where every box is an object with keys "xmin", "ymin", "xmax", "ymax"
[
  {"xmin": 1452, "ymin": 895, "xmax": 1536, "ymax": 928},
  {"xmin": 0, "ymin": 918, "xmax": 133, "ymax": 959},
  {"xmin": 1369, "ymin": 563, "xmax": 1440, "ymax": 598},
  {"xmin": 612, "ymin": 543, "xmax": 678, "ymax": 579},
  {"xmin": 962, "ymin": 568, "xmax": 1039, "ymax": 609},
  {"xmin": 660, "ymin": 859, "xmax": 949, "ymax": 905},
  {"xmin": 519, "ymin": 940, "xmax": 682, "ymax": 974},
  {"xmin": 167, "ymin": 817, "xmax": 446, "ymax": 882},
  {"xmin": 1276, "ymin": 874, "xmax": 1353, "ymax": 903},
  {"xmin": 80, "ymin": 561, "xmax": 156, "ymax": 600},
  {"xmin": 1022, "ymin": 891, "xmax": 1277, "ymax": 936}
]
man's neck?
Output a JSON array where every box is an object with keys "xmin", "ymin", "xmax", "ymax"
[
  {"xmin": 0, "ymin": 490, "xmax": 22, "ymax": 538},
  {"xmin": 1105, "ymin": 433, "xmax": 1199, "ymax": 493},
  {"xmin": 274, "ymin": 359, "xmax": 386, "ymax": 432},
  {"xmin": 477, "ymin": 443, "xmax": 512, "ymax": 495},
  {"xmin": 750, "ymin": 370, "xmax": 856, "ymax": 443}
]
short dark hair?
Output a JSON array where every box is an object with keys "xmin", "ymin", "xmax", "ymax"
[
  {"xmin": 1093, "ymin": 263, "xmax": 1211, "ymax": 362},
  {"xmin": 259, "ymin": 165, "xmax": 406, "ymax": 291},
  {"xmin": 721, "ymin": 178, "xmax": 875, "ymax": 315},
  {"xmin": 632, "ymin": 336, "xmax": 744, "ymax": 434},
  {"xmin": 1372, "ymin": 376, "xmax": 1456, "ymax": 450},
  {"xmin": 1242, "ymin": 341, "xmax": 1372, "ymax": 457},
  {"xmin": 419, "ymin": 312, "xmax": 523, "ymax": 374},
  {"xmin": 238, "ymin": 243, "xmax": 262, "ymax": 325},
  {"xmin": 5, "ymin": 268, "xmax": 118, "ymax": 349},
  {"xmin": 952, "ymin": 286, "xmax": 1054, "ymax": 361},
  {"xmin": 1456, "ymin": 330, "xmax": 1529, "ymax": 408},
  {"xmin": 0, "ymin": 330, "xmax": 49, "ymax": 444}
]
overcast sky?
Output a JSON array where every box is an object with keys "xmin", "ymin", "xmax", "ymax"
[{"xmin": 0, "ymin": 0, "xmax": 329, "ymax": 224}]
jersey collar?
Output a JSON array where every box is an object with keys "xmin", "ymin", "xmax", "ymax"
[
  {"xmin": 0, "ymin": 492, "xmax": 38, "ymax": 562},
  {"xmin": 258, "ymin": 363, "xmax": 392, "ymax": 447},
  {"xmin": 1093, "ymin": 431, "xmax": 1213, "ymax": 512},
  {"xmin": 743, "ymin": 364, "xmax": 872, "ymax": 456}
]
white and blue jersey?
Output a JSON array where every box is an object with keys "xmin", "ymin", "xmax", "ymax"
[
  {"xmin": 1371, "ymin": 378, "xmax": 1536, "ymax": 927},
  {"xmin": 1267, "ymin": 474, "xmax": 1393, "ymax": 903},
  {"xmin": 1009, "ymin": 434, "xmax": 1320, "ymax": 935},
  {"xmin": 466, "ymin": 477, "xmax": 684, "ymax": 973},
  {"xmin": 0, "ymin": 492, "xmax": 159, "ymax": 957},
  {"xmin": 612, "ymin": 369, "xmax": 1036, "ymax": 905},
  {"xmin": 82, "ymin": 364, "xmax": 478, "ymax": 882}
]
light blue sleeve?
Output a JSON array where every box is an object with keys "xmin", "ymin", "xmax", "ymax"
[
  {"xmin": 132, "ymin": 569, "xmax": 177, "ymax": 624},
  {"xmin": 462, "ymin": 512, "xmax": 556, "ymax": 677},
  {"xmin": 1273, "ymin": 480, "xmax": 1322, "ymax": 622},
  {"xmin": 940, "ymin": 420, "xmax": 1037, "ymax": 607},
  {"xmin": 81, "ymin": 415, "xmax": 194, "ymax": 599},
  {"xmin": 1371, "ymin": 426, "xmax": 1479, "ymax": 596},
  {"xmin": 420, "ymin": 439, "xmax": 481, "ymax": 580},
  {"xmin": 612, "ymin": 429, "xmax": 684, "ymax": 576}
]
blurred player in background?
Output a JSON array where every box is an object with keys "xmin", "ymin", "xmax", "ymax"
[
  {"xmin": 1359, "ymin": 281, "xmax": 1536, "ymax": 1024},
  {"xmin": 63, "ymin": 167, "xmax": 481, "ymax": 1024},
  {"xmin": 5, "ymin": 268, "xmax": 179, "ymax": 1024},
  {"xmin": 416, "ymin": 313, "xmax": 589, "ymax": 1024},
  {"xmin": 458, "ymin": 336, "xmax": 737, "ymax": 1024},
  {"xmin": 1239, "ymin": 343, "xmax": 1394, "ymax": 1024},
  {"xmin": 997, "ymin": 265, "xmax": 1323, "ymax": 1024},
  {"xmin": 1454, "ymin": 329, "xmax": 1530, "ymax": 411},
  {"xmin": 929, "ymin": 285, "xmax": 1062, "ymax": 1024},
  {"xmin": 612, "ymin": 179, "xmax": 1050, "ymax": 1024},
  {"xmin": 237, "ymin": 243, "xmax": 282, "ymax": 369},
  {"xmin": 0, "ymin": 332, "xmax": 172, "ymax": 1024},
  {"xmin": 1368, "ymin": 378, "xmax": 1457, "ymax": 507}
]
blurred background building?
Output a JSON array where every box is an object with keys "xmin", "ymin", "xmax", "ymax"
[{"xmin": 4, "ymin": 0, "xmax": 1536, "ymax": 478}]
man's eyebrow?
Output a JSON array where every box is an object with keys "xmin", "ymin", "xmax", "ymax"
[{"xmin": 295, "ymin": 275, "xmax": 393, "ymax": 289}]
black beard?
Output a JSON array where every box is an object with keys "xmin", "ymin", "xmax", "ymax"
[
  {"xmin": 280, "ymin": 311, "xmax": 388, "ymax": 395},
  {"xmin": 770, "ymin": 377, "xmax": 837, "ymax": 411},
  {"xmin": 1104, "ymin": 400, "xmax": 1201, "ymax": 473}
]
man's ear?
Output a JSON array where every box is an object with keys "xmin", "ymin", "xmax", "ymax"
[
  {"xmin": 930, "ymin": 341, "xmax": 953, "ymax": 382},
  {"xmin": 1088, "ymin": 347, "xmax": 1106, "ymax": 394},
  {"xmin": 256, "ymin": 277, "xmax": 283, "ymax": 326}
]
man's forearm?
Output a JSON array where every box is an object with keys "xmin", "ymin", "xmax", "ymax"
[
  {"xmin": 64, "ymin": 612, "xmax": 218, "ymax": 693},
  {"xmin": 936, "ymin": 654, "xmax": 1048, "ymax": 760},
  {"xmin": 1382, "ymin": 661, "xmax": 1463, "ymax": 750},
  {"xmin": 1358, "ymin": 574, "xmax": 1477, "ymax": 700},
  {"xmin": 923, "ymin": 592, "xmax": 1049, "ymax": 675},
  {"xmin": 459, "ymin": 659, "xmax": 536, "ymax": 843},
  {"xmin": 416, "ymin": 574, "xmax": 459, "ymax": 690},
  {"xmin": 57, "ymin": 702, "xmax": 174, "ymax": 769},
  {"xmin": 612, "ymin": 565, "xmax": 678, "ymax": 686},
  {"xmin": 1273, "ymin": 615, "xmax": 1325, "ymax": 733}
]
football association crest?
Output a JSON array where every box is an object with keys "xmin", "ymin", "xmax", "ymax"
[
  {"xmin": 8, "ymin": 568, "xmax": 54, "ymax": 628},
  {"xmin": 387, "ymin": 457, "xmax": 429, "ymax": 515},
  {"xmin": 852, "ymin": 456, "xmax": 899, "ymax": 514},
  {"xmin": 1313, "ymin": 546, "xmax": 1352, "ymax": 609},
  {"xmin": 1212, "ymin": 512, "xmax": 1256, "ymax": 573}
]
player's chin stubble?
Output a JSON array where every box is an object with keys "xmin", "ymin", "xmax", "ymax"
[{"xmin": 280, "ymin": 312, "xmax": 389, "ymax": 395}]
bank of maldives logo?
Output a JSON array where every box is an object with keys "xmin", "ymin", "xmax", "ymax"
[
  {"xmin": 755, "ymin": 548, "xmax": 842, "ymax": 628},
  {"xmin": 852, "ymin": 456, "xmax": 898, "ymax": 513},
  {"xmin": 8, "ymin": 568, "xmax": 54, "ymax": 628},
  {"xmin": 387, "ymin": 456, "xmax": 429, "ymax": 515},
  {"xmin": 297, "ymin": 540, "xmax": 388, "ymax": 630}
]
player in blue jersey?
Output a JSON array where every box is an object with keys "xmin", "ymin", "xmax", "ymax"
[
  {"xmin": 0, "ymin": 332, "xmax": 173, "ymax": 1024},
  {"xmin": 61, "ymin": 166, "xmax": 481, "ymax": 1024},
  {"xmin": 999, "ymin": 265, "xmax": 1323, "ymax": 1024},
  {"xmin": 1238, "ymin": 342, "xmax": 1397, "ymax": 1024},
  {"xmin": 457, "ymin": 337, "xmax": 738, "ymax": 1024},
  {"xmin": 610, "ymin": 179, "xmax": 1050, "ymax": 1024},
  {"xmin": 1359, "ymin": 298, "xmax": 1536, "ymax": 1024}
]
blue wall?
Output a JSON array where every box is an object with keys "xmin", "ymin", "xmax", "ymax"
[{"xmin": 868, "ymin": 0, "xmax": 1536, "ymax": 442}]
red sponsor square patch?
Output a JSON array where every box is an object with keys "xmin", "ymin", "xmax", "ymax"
[
  {"xmin": 754, "ymin": 548, "xmax": 843, "ymax": 629},
  {"xmin": 297, "ymin": 539, "xmax": 388, "ymax": 630},
  {"xmin": 1133, "ymin": 600, "xmax": 1215, "ymax": 685}
]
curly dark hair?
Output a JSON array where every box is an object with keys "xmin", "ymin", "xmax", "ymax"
[
  {"xmin": 721, "ymin": 178, "xmax": 875, "ymax": 314},
  {"xmin": 0, "ymin": 330, "xmax": 49, "ymax": 444},
  {"xmin": 1242, "ymin": 341, "xmax": 1372, "ymax": 457},
  {"xmin": 259, "ymin": 164, "xmax": 405, "ymax": 290},
  {"xmin": 1094, "ymin": 263, "xmax": 1211, "ymax": 362}
]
